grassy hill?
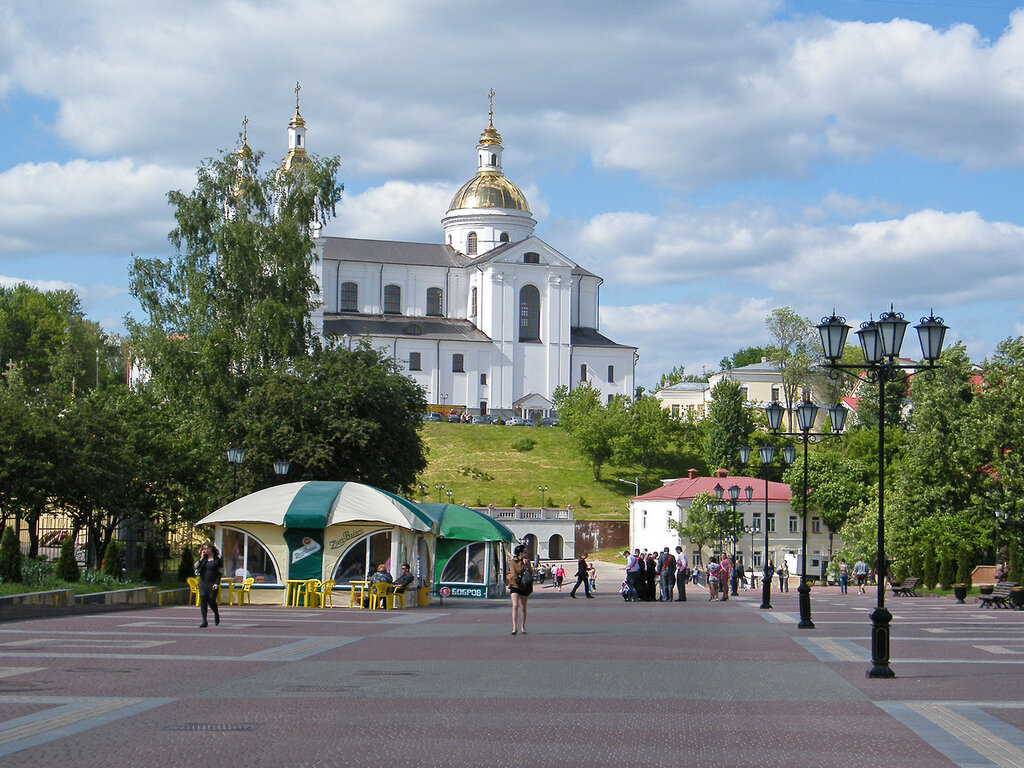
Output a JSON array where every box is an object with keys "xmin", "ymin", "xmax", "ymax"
[{"xmin": 414, "ymin": 422, "xmax": 706, "ymax": 520}]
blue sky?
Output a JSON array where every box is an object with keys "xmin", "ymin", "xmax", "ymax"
[{"xmin": 3, "ymin": 0, "xmax": 1024, "ymax": 388}]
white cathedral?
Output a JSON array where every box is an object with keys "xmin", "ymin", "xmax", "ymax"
[{"xmin": 291, "ymin": 93, "xmax": 637, "ymax": 420}]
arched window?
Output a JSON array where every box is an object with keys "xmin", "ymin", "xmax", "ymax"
[
  {"xmin": 383, "ymin": 284, "xmax": 402, "ymax": 314},
  {"xmin": 331, "ymin": 530, "xmax": 392, "ymax": 585},
  {"xmin": 340, "ymin": 282, "xmax": 358, "ymax": 312},
  {"xmin": 519, "ymin": 284, "xmax": 540, "ymax": 341},
  {"xmin": 499, "ymin": 232, "xmax": 510, "ymax": 243},
  {"xmin": 221, "ymin": 527, "xmax": 280, "ymax": 584},
  {"xmin": 441, "ymin": 542, "xmax": 497, "ymax": 585},
  {"xmin": 467, "ymin": 232, "xmax": 478, "ymax": 255},
  {"xmin": 426, "ymin": 287, "xmax": 443, "ymax": 317},
  {"xmin": 523, "ymin": 252, "xmax": 540, "ymax": 264},
  {"xmin": 470, "ymin": 287, "xmax": 478, "ymax": 317}
]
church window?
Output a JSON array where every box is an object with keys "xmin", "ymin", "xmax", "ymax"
[
  {"xmin": 426, "ymin": 288, "xmax": 443, "ymax": 317},
  {"xmin": 490, "ymin": 153, "xmax": 496, "ymax": 166},
  {"xmin": 500, "ymin": 232, "xmax": 510, "ymax": 243},
  {"xmin": 340, "ymin": 282, "xmax": 358, "ymax": 313},
  {"xmin": 384, "ymin": 284, "xmax": 402, "ymax": 314},
  {"xmin": 518, "ymin": 285, "xmax": 540, "ymax": 341},
  {"xmin": 467, "ymin": 232, "xmax": 478, "ymax": 255},
  {"xmin": 470, "ymin": 287, "xmax": 478, "ymax": 317},
  {"xmin": 523, "ymin": 252, "xmax": 540, "ymax": 264},
  {"xmin": 608, "ymin": 365, "xmax": 615, "ymax": 383},
  {"xmin": 408, "ymin": 352, "xmax": 421, "ymax": 371},
  {"xmin": 580, "ymin": 364, "xmax": 588, "ymax": 382},
  {"xmin": 452, "ymin": 353, "xmax": 465, "ymax": 373},
  {"xmin": 480, "ymin": 373, "xmax": 487, "ymax": 385}
]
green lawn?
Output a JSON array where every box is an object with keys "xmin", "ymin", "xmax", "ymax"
[{"xmin": 416, "ymin": 422, "xmax": 703, "ymax": 520}]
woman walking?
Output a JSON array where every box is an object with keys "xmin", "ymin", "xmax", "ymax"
[
  {"xmin": 195, "ymin": 542, "xmax": 223, "ymax": 628},
  {"xmin": 508, "ymin": 544, "xmax": 533, "ymax": 635}
]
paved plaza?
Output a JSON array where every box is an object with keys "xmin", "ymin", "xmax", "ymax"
[{"xmin": 0, "ymin": 574, "xmax": 1022, "ymax": 767}]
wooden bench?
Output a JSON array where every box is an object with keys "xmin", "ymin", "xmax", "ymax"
[
  {"xmin": 978, "ymin": 582, "xmax": 1017, "ymax": 609},
  {"xmin": 890, "ymin": 577, "xmax": 920, "ymax": 597}
]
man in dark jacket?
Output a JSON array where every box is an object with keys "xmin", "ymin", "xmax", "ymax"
[
  {"xmin": 657, "ymin": 547, "xmax": 676, "ymax": 601},
  {"xmin": 570, "ymin": 553, "xmax": 594, "ymax": 598}
]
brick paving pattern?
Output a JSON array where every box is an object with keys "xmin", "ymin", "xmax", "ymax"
[{"xmin": 0, "ymin": 574, "xmax": 1022, "ymax": 767}]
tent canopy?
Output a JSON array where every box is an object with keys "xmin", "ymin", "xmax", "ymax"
[
  {"xmin": 421, "ymin": 503, "xmax": 516, "ymax": 542},
  {"xmin": 197, "ymin": 481, "xmax": 437, "ymax": 532}
]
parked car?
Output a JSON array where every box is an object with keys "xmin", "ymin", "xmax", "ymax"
[
  {"xmin": 506, "ymin": 417, "xmax": 535, "ymax": 426},
  {"xmin": 538, "ymin": 417, "xmax": 560, "ymax": 427},
  {"xmin": 422, "ymin": 412, "xmax": 442, "ymax": 422},
  {"xmin": 470, "ymin": 414, "xmax": 495, "ymax": 424},
  {"xmin": 446, "ymin": 414, "xmax": 461, "ymax": 423}
]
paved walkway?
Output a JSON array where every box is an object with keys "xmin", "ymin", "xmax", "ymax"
[{"xmin": 0, "ymin": 576, "xmax": 1022, "ymax": 767}]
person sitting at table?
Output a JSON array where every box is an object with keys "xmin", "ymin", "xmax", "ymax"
[
  {"xmin": 393, "ymin": 563, "xmax": 416, "ymax": 592},
  {"xmin": 364, "ymin": 563, "xmax": 393, "ymax": 608}
]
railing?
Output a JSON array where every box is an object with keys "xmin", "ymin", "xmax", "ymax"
[{"xmin": 479, "ymin": 507, "xmax": 573, "ymax": 521}]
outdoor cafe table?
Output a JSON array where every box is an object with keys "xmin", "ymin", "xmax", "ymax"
[
  {"xmin": 217, "ymin": 578, "xmax": 235, "ymax": 605},
  {"xmin": 284, "ymin": 579, "xmax": 309, "ymax": 607},
  {"xmin": 349, "ymin": 580, "xmax": 370, "ymax": 608}
]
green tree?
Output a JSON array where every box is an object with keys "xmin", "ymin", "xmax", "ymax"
[
  {"xmin": 783, "ymin": 450, "xmax": 868, "ymax": 559},
  {"xmin": 127, "ymin": 140, "xmax": 343, "ymax": 421},
  {"xmin": 178, "ymin": 546, "xmax": 196, "ymax": 582},
  {"xmin": 671, "ymin": 491, "xmax": 720, "ymax": 561},
  {"xmin": 232, "ymin": 343, "xmax": 427, "ymax": 493},
  {"xmin": 765, "ymin": 307, "xmax": 817, "ymax": 431},
  {"xmin": 719, "ymin": 346, "xmax": 776, "ymax": 371},
  {"xmin": 102, "ymin": 539, "xmax": 123, "ymax": 578},
  {"xmin": 55, "ymin": 535, "xmax": 80, "ymax": 582},
  {"xmin": 956, "ymin": 544, "xmax": 973, "ymax": 589},
  {"xmin": 922, "ymin": 546, "xmax": 938, "ymax": 589},
  {"xmin": 1008, "ymin": 538, "xmax": 1023, "ymax": 583},
  {"xmin": 554, "ymin": 383, "xmax": 623, "ymax": 480},
  {"xmin": 0, "ymin": 526, "xmax": 22, "ymax": 583},
  {"xmin": 938, "ymin": 550, "xmax": 956, "ymax": 590},
  {"xmin": 702, "ymin": 379, "xmax": 753, "ymax": 473},
  {"xmin": 612, "ymin": 394, "xmax": 675, "ymax": 480}
]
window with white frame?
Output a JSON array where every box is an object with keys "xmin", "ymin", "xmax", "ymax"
[
  {"xmin": 789, "ymin": 516, "xmax": 798, "ymax": 533},
  {"xmin": 811, "ymin": 517, "xmax": 821, "ymax": 534},
  {"xmin": 221, "ymin": 527, "xmax": 280, "ymax": 584},
  {"xmin": 331, "ymin": 530, "xmax": 391, "ymax": 585},
  {"xmin": 766, "ymin": 514, "xmax": 776, "ymax": 533}
]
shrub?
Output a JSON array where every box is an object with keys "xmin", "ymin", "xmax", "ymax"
[
  {"xmin": 1009, "ymin": 538, "xmax": 1023, "ymax": 583},
  {"xmin": 511, "ymin": 437, "xmax": 535, "ymax": 452},
  {"xmin": 20, "ymin": 557, "xmax": 54, "ymax": 587},
  {"xmin": 956, "ymin": 544, "xmax": 973, "ymax": 589},
  {"xmin": 0, "ymin": 526, "xmax": 23, "ymax": 583},
  {"xmin": 177, "ymin": 546, "xmax": 195, "ymax": 581},
  {"xmin": 922, "ymin": 547, "xmax": 938, "ymax": 589},
  {"xmin": 102, "ymin": 540, "xmax": 124, "ymax": 578},
  {"xmin": 140, "ymin": 540, "xmax": 163, "ymax": 584},
  {"xmin": 577, "ymin": 496, "xmax": 589, "ymax": 508},
  {"xmin": 55, "ymin": 535, "xmax": 80, "ymax": 582},
  {"xmin": 938, "ymin": 551, "xmax": 956, "ymax": 590}
]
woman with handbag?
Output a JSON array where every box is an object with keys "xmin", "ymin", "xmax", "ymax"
[{"xmin": 507, "ymin": 544, "xmax": 533, "ymax": 635}]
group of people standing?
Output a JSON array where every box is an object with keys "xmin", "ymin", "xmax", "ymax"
[{"xmin": 622, "ymin": 546, "xmax": 691, "ymax": 602}]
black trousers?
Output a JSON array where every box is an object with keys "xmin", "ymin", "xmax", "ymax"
[
  {"xmin": 200, "ymin": 590, "xmax": 220, "ymax": 624},
  {"xmin": 569, "ymin": 573, "xmax": 591, "ymax": 596}
]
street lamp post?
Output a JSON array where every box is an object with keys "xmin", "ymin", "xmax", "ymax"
[
  {"xmin": 714, "ymin": 483, "xmax": 753, "ymax": 595},
  {"xmin": 446, "ymin": 489, "xmax": 454, "ymax": 505},
  {"xmin": 994, "ymin": 509, "xmax": 1004, "ymax": 563},
  {"xmin": 272, "ymin": 459, "xmax": 290, "ymax": 484},
  {"xmin": 745, "ymin": 524, "xmax": 760, "ymax": 588},
  {"xmin": 764, "ymin": 399, "xmax": 847, "ymax": 629},
  {"xmin": 538, "ymin": 485, "xmax": 548, "ymax": 508},
  {"xmin": 618, "ymin": 476, "xmax": 639, "ymax": 496},
  {"xmin": 226, "ymin": 447, "xmax": 245, "ymax": 498},
  {"xmin": 434, "ymin": 483, "xmax": 445, "ymax": 503},
  {"xmin": 818, "ymin": 306, "xmax": 948, "ymax": 678},
  {"xmin": 738, "ymin": 443, "xmax": 776, "ymax": 609},
  {"xmin": 418, "ymin": 483, "xmax": 426, "ymax": 502}
]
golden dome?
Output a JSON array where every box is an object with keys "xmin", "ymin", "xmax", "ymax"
[{"xmin": 449, "ymin": 171, "xmax": 531, "ymax": 213}]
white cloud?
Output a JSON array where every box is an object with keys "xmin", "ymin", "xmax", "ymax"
[{"xmin": 0, "ymin": 159, "xmax": 191, "ymax": 258}]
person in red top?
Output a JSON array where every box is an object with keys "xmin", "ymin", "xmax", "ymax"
[{"xmin": 718, "ymin": 556, "xmax": 732, "ymax": 601}]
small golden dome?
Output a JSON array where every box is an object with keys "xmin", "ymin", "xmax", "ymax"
[{"xmin": 449, "ymin": 171, "xmax": 530, "ymax": 213}]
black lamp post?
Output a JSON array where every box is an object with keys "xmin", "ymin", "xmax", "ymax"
[
  {"xmin": 738, "ymin": 442, "xmax": 776, "ymax": 610},
  {"xmin": 817, "ymin": 306, "xmax": 948, "ymax": 678},
  {"xmin": 418, "ymin": 483, "xmax": 426, "ymax": 503},
  {"xmin": 764, "ymin": 399, "xmax": 847, "ymax": 629},
  {"xmin": 715, "ymin": 482, "xmax": 752, "ymax": 595},
  {"xmin": 434, "ymin": 482, "xmax": 445, "ymax": 503},
  {"xmin": 538, "ymin": 485, "xmax": 548, "ymax": 508},
  {"xmin": 272, "ymin": 459, "xmax": 290, "ymax": 484},
  {"xmin": 446, "ymin": 489, "xmax": 454, "ymax": 505},
  {"xmin": 226, "ymin": 447, "xmax": 245, "ymax": 498},
  {"xmin": 745, "ymin": 523, "xmax": 760, "ymax": 588}
]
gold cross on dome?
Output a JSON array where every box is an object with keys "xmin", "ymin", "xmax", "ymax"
[
  {"xmin": 241, "ymin": 114, "xmax": 248, "ymax": 141},
  {"xmin": 295, "ymin": 81, "xmax": 301, "ymax": 110}
]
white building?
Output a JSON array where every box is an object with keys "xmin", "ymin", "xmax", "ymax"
[{"xmin": 308, "ymin": 98, "xmax": 637, "ymax": 419}]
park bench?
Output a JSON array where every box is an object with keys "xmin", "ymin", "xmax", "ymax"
[
  {"xmin": 978, "ymin": 582, "xmax": 1018, "ymax": 609},
  {"xmin": 890, "ymin": 577, "xmax": 920, "ymax": 597}
]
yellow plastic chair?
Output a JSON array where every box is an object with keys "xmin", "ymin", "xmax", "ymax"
[
  {"xmin": 186, "ymin": 577, "xmax": 200, "ymax": 606},
  {"xmin": 233, "ymin": 577, "xmax": 255, "ymax": 606},
  {"xmin": 302, "ymin": 579, "xmax": 322, "ymax": 607},
  {"xmin": 368, "ymin": 582, "xmax": 396, "ymax": 610},
  {"xmin": 316, "ymin": 580, "xmax": 335, "ymax": 609},
  {"xmin": 391, "ymin": 586, "xmax": 408, "ymax": 609}
]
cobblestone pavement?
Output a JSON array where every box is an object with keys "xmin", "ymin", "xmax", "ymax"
[{"xmin": 0, "ymin": 580, "xmax": 1022, "ymax": 767}]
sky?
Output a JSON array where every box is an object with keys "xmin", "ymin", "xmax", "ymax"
[{"xmin": 2, "ymin": 0, "xmax": 1024, "ymax": 390}]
